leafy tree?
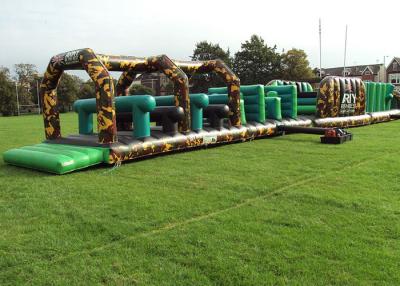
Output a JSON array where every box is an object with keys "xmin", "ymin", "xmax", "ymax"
[
  {"xmin": 281, "ymin": 48, "xmax": 314, "ymax": 80},
  {"xmin": 57, "ymin": 73, "xmax": 82, "ymax": 112},
  {"xmin": 190, "ymin": 41, "xmax": 233, "ymax": 93},
  {"xmin": 128, "ymin": 84, "xmax": 153, "ymax": 95},
  {"xmin": 0, "ymin": 67, "xmax": 17, "ymax": 116},
  {"xmin": 79, "ymin": 80, "xmax": 96, "ymax": 99},
  {"xmin": 191, "ymin": 41, "xmax": 233, "ymax": 66},
  {"xmin": 14, "ymin": 63, "xmax": 37, "ymax": 83},
  {"xmin": 14, "ymin": 63, "xmax": 38, "ymax": 105},
  {"xmin": 233, "ymin": 35, "xmax": 282, "ymax": 85}
]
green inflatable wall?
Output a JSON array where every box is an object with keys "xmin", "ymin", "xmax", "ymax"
[
  {"xmin": 364, "ymin": 82, "xmax": 395, "ymax": 112},
  {"xmin": 264, "ymin": 85, "xmax": 297, "ymax": 119},
  {"xmin": 267, "ymin": 80, "xmax": 315, "ymax": 115},
  {"xmin": 208, "ymin": 85, "xmax": 266, "ymax": 123},
  {"xmin": 265, "ymin": 91, "xmax": 282, "ymax": 120}
]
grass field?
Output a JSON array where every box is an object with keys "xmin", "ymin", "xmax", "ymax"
[{"xmin": 1, "ymin": 113, "xmax": 400, "ymax": 285}]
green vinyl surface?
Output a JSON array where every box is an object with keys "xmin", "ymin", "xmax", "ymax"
[
  {"xmin": 264, "ymin": 85, "xmax": 297, "ymax": 119},
  {"xmin": 3, "ymin": 143, "xmax": 108, "ymax": 174},
  {"xmin": 298, "ymin": 105, "xmax": 316, "ymax": 115},
  {"xmin": 265, "ymin": 96, "xmax": 282, "ymax": 120},
  {"xmin": 298, "ymin": 98, "xmax": 317, "ymax": 105},
  {"xmin": 208, "ymin": 85, "xmax": 264, "ymax": 123}
]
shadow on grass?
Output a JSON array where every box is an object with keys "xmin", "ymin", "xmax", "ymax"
[{"xmin": 277, "ymin": 135, "xmax": 322, "ymax": 144}]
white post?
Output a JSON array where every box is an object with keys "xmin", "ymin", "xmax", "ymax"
[
  {"xmin": 383, "ymin": 56, "xmax": 388, "ymax": 82},
  {"xmin": 343, "ymin": 25, "xmax": 348, "ymax": 77},
  {"xmin": 15, "ymin": 82, "xmax": 20, "ymax": 116},
  {"xmin": 36, "ymin": 79, "xmax": 41, "ymax": 114},
  {"xmin": 319, "ymin": 18, "xmax": 322, "ymax": 78}
]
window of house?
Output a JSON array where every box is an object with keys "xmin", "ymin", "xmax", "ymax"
[
  {"xmin": 343, "ymin": 69, "xmax": 351, "ymax": 76},
  {"xmin": 389, "ymin": 73, "xmax": 400, "ymax": 84}
]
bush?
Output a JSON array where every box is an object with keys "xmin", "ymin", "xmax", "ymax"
[{"xmin": 128, "ymin": 84, "xmax": 153, "ymax": 95}]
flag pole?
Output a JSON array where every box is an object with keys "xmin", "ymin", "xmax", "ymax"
[
  {"xmin": 319, "ymin": 18, "xmax": 322, "ymax": 78},
  {"xmin": 343, "ymin": 25, "xmax": 348, "ymax": 77}
]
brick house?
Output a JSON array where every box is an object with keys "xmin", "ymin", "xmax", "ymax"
[
  {"xmin": 132, "ymin": 72, "xmax": 172, "ymax": 95},
  {"xmin": 320, "ymin": 64, "xmax": 385, "ymax": 82},
  {"xmin": 386, "ymin": 57, "xmax": 400, "ymax": 90}
]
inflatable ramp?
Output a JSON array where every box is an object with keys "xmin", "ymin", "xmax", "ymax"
[{"xmin": 3, "ymin": 144, "xmax": 107, "ymax": 174}]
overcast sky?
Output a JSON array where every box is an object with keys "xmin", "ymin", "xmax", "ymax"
[{"xmin": 1, "ymin": 0, "xmax": 399, "ymax": 78}]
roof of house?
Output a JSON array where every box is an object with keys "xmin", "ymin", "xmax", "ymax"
[
  {"xmin": 322, "ymin": 64, "xmax": 382, "ymax": 76},
  {"xmin": 384, "ymin": 57, "xmax": 400, "ymax": 73}
]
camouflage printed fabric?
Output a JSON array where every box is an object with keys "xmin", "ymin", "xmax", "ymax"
[
  {"xmin": 41, "ymin": 48, "xmax": 116, "ymax": 143},
  {"xmin": 314, "ymin": 114, "xmax": 371, "ymax": 128},
  {"xmin": 100, "ymin": 54, "xmax": 191, "ymax": 133},
  {"xmin": 176, "ymin": 60, "xmax": 241, "ymax": 127},
  {"xmin": 117, "ymin": 59, "xmax": 242, "ymax": 127},
  {"xmin": 40, "ymin": 62, "xmax": 63, "ymax": 140},
  {"xmin": 317, "ymin": 76, "xmax": 365, "ymax": 118},
  {"xmin": 369, "ymin": 111, "xmax": 394, "ymax": 124},
  {"xmin": 107, "ymin": 123, "xmax": 275, "ymax": 163}
]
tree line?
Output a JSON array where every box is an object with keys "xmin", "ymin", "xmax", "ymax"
[
  {"xmin": 0, "ymin": 34, "xmax": 315, "ymax": 116},
  {"xmin": 0, "ymin": 64, "xmax": 97, "ymax": 115},
  {"xmin": 190, "ymin": 35, "xmax": 314, "ymax": 92}
]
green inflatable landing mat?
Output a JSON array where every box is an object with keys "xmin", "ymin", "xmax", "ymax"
[{"xmin": 3, "ymin": 143, "xmax": 109, "ymax": 174}]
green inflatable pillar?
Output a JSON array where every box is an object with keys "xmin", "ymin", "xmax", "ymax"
[
  {"xmin": 117, "ymin": 96, "xmax": 156, "ymax": 138},
  {"xmin": 370, "ymin": 82, "xmax": 376, "ymax": 112},
  {"xmin": 74, "ymin": 95, "xmax": 156, "ymax": 139},
  {"xmin": 375, "ymin": 83, "xmax": 382, "ymax": 112},
  {"xmin": 385, "ymin": 84, "xmax": 394, "ymax": 110},
  {"xmin": 190, "ymin": 94, "xmax": 209, "ymax": 131},
  {"xmin": 265, "ymin": 91, "xmax": 282, "ymax": 120},
  {"xmin": 365, "ymin": 82, "xmax": 370, "ymax": 112},
  {"xmin": 154, "ymin": 93, "xmax": 208, "ymax": 131}
]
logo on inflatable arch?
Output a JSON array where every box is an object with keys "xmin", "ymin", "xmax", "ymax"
[
  {"xmin": 51, "ymin": 50, "xmax": 81, "ymax": 66},
  {"xmin": 63, "ymin": 50, "xmax": 80, "ymax": 65}
]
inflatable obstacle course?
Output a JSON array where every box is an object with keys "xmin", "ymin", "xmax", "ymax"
[
  {"xmin": 2, "ymin": 49, "xmax": 272, "ymax": 173},
  {"xmin": 3, "ymin": 48, "xmax": 400, "ymax": 174}
]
